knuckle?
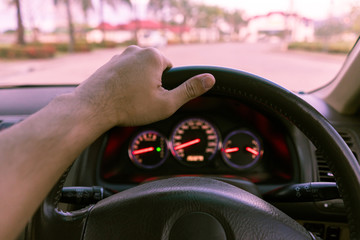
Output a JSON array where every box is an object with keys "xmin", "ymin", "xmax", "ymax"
[
  {"xmin": 142, "ymin": 47, "xmax": 162, "ymax": 61},
  {"xmin": 122, "ymin": 45, "xmax": 140, "ymax": 55},
  {"xmin": 127, "ymin": 45, "xmax": 140, "ymax": 51}
]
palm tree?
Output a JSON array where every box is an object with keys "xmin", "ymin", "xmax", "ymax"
[
  {"xmin": 148, "ymin": 0, "xmax": 168, "ymax": 26},
  {"xmin": 78, "ymin": 0, "xmax": 94, "ymax": 26},
  {"xmin": 54, "ymin": 0, "xmax": 76, "ymax": 52},
  {"xmin": 99, "ymin": 0, "xmax": 131, "ymax": 43},
  {"xmin": 77, "ymin": 0, "xmax": 131, "ymax": 43},
  {"xmin": 12, "ymin": 0, "xmax": 25, "ymax": 45},
  {"xmin": 76, "ymin": 0, "xmax": 94, "ymax": 39},
  {"xmin": 224, "ymin": 10, "xmax": 246, "ymax": 41},
  {"xmin": 170, "ymin": 0, "xmax": 194, "ymax": 42}
]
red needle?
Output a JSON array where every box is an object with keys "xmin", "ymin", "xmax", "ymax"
[
  {"xmin": 132, "ymin": 147, "xmax": 154, "ymax": 155},
  {"xmin": 174, "ymin": 138, "xmax": 201, "ymax": 150},
  {"xmin": 224, "ymin": 147, "xmax": 239, "ymax": 153},
  {"xmin": 245, "ymin": 147, "xmax": 259, "ymax": 156}
]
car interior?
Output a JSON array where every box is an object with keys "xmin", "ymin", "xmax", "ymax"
[
  {"xmin": 1, "ymin": 38, "xmax": 360, "ymax": 240},
  {"xmin": 2, "ymin": 1, "xmax": 360, "ymax": 239}
]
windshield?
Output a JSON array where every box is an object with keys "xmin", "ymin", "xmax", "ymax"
[{"xmin": 0, "ymin": 0, "xmax": 358, "ymax": 92}]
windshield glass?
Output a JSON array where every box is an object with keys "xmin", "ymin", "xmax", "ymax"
[{"xmin": 0, "ymin": 0, "xmax": 358, "ymax": 92}]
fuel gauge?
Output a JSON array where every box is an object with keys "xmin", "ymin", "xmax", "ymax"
[
  {"xmin": 221, "ymin": 129, "xmax": 263, "ymax": 170},
  {"xmin": 129, "ymin": 130, "xmax": 169, "ymax": 169}
]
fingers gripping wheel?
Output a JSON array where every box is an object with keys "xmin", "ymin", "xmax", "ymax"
[{"xmin": 40, "ymin": 66, "xmax": 360, "ymax": 239}]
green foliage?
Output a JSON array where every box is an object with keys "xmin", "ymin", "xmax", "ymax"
[
  {"xmin": 0, "ymin": 40, "xmax": 121, "ymax": 60},
  {"xmin": 328, "ymin": 42, "xmax": 354, "ymax": 54},
  {"xmin": 118, "ymin": 39, "xmax": 137, "ymax": 46},
  {"xmin": 288, "ymin": 42, "xmax": 324, "ymax": 51},
  {"xmin": 195, "ymin": 4, "xmax": 224, "ymax": 28},
  {"xmin": 0, "ymin": 44, "xmax": 56, "ymax": 59},
  {"xmin": 92, "ymin": 40, "xmax": 118, "ymax": 48},
  {"xmin": 315, "ymin": 18, "xmax": 346, "ymax": 37},
  {"xmin": 51, "ymin": 42, "xmax": 93, "ymax": 52},
  {"xmin": 288, "ymin": 41, "xmax": 353, "ymax": 54}
]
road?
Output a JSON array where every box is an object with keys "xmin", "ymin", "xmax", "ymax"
[{"xmin": 0, "ymin": 42, "xmax": 347, "ymax": 92}]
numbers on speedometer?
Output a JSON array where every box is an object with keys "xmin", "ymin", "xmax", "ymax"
[{"xmin": 170, "ymin": 118, "xmax": 220, "ymax": 167}]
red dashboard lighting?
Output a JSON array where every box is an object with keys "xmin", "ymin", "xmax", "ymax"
[
  {"xmin": 245, "ymin": 147, "xmax": 259, "ymax": 156},
  {"xmin": 224, "ymin": 147, "xmax": 239, "ymax": 153},
  {"xmin": 132, "ymin": 147, "xmax": 155, "ymax": 155},
  {"xmin": 174, "ymin": 138, "xmax": 201, "ymax": 150}
]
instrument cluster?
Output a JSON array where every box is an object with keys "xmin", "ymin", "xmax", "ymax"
[
  {"xmin": 99, "ymin": 97, "xmax": 295, "ymax": 185},
  {"xmin": 129, "ymin": 118, "xmax": 263, "ymax": 171}
]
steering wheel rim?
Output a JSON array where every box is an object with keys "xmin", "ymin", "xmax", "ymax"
[
  {"xmin": 164, "ymin": 66, "xmax": 360, "ymax": 238},
  {"xmin": 33, "ymin": 66, "xmax": 360, "ymax": 239}
]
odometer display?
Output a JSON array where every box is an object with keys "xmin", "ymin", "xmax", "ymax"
[{"xmin": 170, "ymin": 118, "xmax": 219, "ymax": 167}]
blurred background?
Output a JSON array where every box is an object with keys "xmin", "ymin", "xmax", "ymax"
[{"xmin": 1, "ymin": 0, "xmax": 359, "ymax": 91}]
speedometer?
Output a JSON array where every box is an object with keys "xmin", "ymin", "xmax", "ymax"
[{"xmin": 170, "ymin": 118, "xmax": 220, "ymax": 167}]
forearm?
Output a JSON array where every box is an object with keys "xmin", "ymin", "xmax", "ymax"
[
  {"xmin": 0, "ymin": 46, "xmax": 215, "ymax": 240},
  {"xmin": 0, "ymin": 93, "xmax": 112, "ymax": 240}
]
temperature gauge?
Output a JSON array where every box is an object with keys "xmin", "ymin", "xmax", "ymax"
[
  {"xmin": 129, "ymin": 130, "xmax": 169, "ymax": 169},
  {"xmin": 221, "ymin": 129, "xmax": 263, "ymax": 170}
]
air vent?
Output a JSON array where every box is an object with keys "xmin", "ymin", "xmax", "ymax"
[
  {"xmin": 316, "ymin": 129, "xmax": 359, "ymax": 182},
  {"xmin": 316, "ymin": 149, "xmax": 336, "ymax": 182},
  {"xmin": 338, "ymin": 130, "xmax": 359, "ymax": 160}
]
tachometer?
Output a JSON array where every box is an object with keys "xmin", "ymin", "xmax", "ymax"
[
  {"xmin": 170, "ymin": 118, "xmax": 219, "ymax": 167},
  {"xmin": 221, "ymin": 129, "xmax": 263, "ymax": 170},
  {"xmin": 129, "ymin": 130, "xmax": 168, "ymax": 169}
]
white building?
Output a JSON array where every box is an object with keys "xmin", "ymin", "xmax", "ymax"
[{"xmin": 245, "ymin": 12, "xmax": 314, "ymax": 43}]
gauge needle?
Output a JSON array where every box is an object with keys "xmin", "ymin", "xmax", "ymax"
[
  {"xmin": 132, "ymin": 147, "xmax": 154, "ymax": 155},
  {"xmin": 174, "ymin": 138, "xmax": 201, "ymax": 150},
  {"xmin": 245, "ymin": 147, "xmax": 259, "ymax": 156},
  {"xmin": 224, "ymin": 147, "xmax": 239, "ymax": 153}
]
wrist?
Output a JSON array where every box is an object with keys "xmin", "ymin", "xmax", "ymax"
[{"xmin": 53, "ymin": 92, "xmax": 116, "ymax": 135}]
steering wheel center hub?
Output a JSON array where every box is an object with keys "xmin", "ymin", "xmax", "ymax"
[{"xmin": 169, "ymin": 212, "xmax": 226, "ymax": 240}]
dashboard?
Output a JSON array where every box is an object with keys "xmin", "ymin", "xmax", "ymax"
[
  {"xmin": 1, "ymin": 83, "xmax": 360, "ymax": 240},
  {"xmin": 99, "ymin": 96, "xmax": 296, "ymax": 187}
]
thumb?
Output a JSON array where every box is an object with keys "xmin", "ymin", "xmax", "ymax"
[{"xmin": 168, "ymin": 73, "xmax": 215, "ymax": 109}]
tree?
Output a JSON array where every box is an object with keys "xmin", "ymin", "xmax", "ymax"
[
  {"xmin": 194, "ymin": 4, "xmax": 223, "ymax": 29},
  {"xmin": 72, "ymin": 0, "xmax": 94, "ymax": 40},
  {"xmin": 98, "ymin": 0, "xmax": 132, "ymax": 43},
  {"xmin": 349, "ymin": 4, "xmax": 360, "ymax": 34},
  {"xmin": 54, "ymin": 0, "xmax": 76, "ymax": 52},
  {"xmin": 224, "ymin": 10, "xmax": 246, "ymax": 40},
  {"xmin": 315, "ymin": 18, "xmax": 346, "ymax": 39},
  {"xmin": 12, "ymin": 0, "xmax": 25, "ymax": 45},
  {"xmin": 169, "ymin": 0, "xmax": 194, "ymax": 42},
  {"xmin": 78, "ymin": 0, "xmax": 94, "ymax": 26},
  {"xmin": 148, "ymin": 0, "xmax": 169, "ymax": 26}
]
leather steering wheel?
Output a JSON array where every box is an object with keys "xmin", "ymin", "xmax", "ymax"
[{"xmin": 33, "ymin": 66, "xmax": 360, "ymax": 239}]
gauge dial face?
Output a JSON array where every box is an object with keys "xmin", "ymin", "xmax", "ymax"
[
  {"xmin": 170, "ymin": 118, "xmax": 219, "ymax": 166},
  {"xmin": 221, "ymin": 130, "xmax": 263, "ymax": 170},
  {"xmin": 129, "ymin": 130, "xmax": 168, "ymax": 169}
]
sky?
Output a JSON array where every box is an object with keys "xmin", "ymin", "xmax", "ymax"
[{"xmin": 0, "ymin": 0, "xmax": 357, "ymax": 32}]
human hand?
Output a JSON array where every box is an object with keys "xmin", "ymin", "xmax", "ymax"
[{"xmin": 74, "ymin": 45, "xmax": 215, "ymax": 127}]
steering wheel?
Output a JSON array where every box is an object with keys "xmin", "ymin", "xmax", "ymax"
[{"xmin": 32, "ymin": 66, "xmax": 360, "ymax": 239}]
